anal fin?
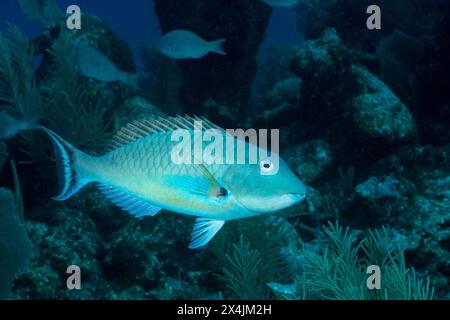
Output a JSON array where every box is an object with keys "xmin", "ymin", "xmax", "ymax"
[
  {"xmin": 97, "ymin": 184, "xmax": 161, "ymax": 217},
  {"xmin": 189, "ymin": 218, "xmax": 225, "ymax": 249}
]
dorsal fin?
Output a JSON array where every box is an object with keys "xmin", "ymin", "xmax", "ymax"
[{"xmin": 107, "ymin": 115, "xmax": 223, "ymax": 152}]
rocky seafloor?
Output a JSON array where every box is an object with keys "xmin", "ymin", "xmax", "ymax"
[{"xmin": 0, "ymin": 0, "xmax": 449, "ymax": 300}]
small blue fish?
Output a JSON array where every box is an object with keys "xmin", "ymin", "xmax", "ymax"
[
  {"xmin": 158, "ymin": 30, "xmax": 227, "ymax": 59},
  {"xmin": 74, "ymin": 44, "xmax": 140, "ymax": 89},
  {"xmin": 0, "ymin": 114, "xmax": 307, "ymax": 248}
]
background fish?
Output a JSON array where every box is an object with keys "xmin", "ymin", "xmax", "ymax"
[
  {"xmin": 259, "ymin": 0, "xmax": 301, "ymax": 7},
  {"xmin": 17, "ymin": 0, "xmax": 61, "ymax": 26},
  {"xmin": 158, "ymin": 30, "xmax": 226, "ymax": 59},
  {"xmin": 74, "ymin": 44, "xmax": 140, "ymax": 88}
]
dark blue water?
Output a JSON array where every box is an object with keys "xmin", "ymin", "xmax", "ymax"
[{"xmin": 0, "ymin": 0, "xmax": 301, "ymax": 72}]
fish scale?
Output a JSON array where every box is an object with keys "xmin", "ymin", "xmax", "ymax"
[{"xmin": 105, "ymin": 131, "xmax": 226, "ymax": 178}]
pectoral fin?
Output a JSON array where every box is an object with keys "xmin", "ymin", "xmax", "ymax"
[
  {"xmin": 189, "ymin": 218, "xmax": 225, "ymax": 249},
  {"xmin": 168, "ymin": 164, "xmax": 227, "ymax": 200}
]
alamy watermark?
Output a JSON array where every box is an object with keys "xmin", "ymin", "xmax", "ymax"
[
  {"xmin": 367, "ymin": 5, "xmax": 382, "ymax": 30},
  {"xmin": 65, "ymin": 4, "xmax": 381, "ymax": 31},
  {"xmin": 170, "ymin": 121, "xmax": 280, "ymax": 175},
  {"xmin": 66, "ymin": 5, "xmax": 81, "ymax": 30},
  {"xmin": 367, "ymin": 265, "xmax": 381, "ymax": 290},
  {"xmin": 66, "ymin": 265, "xmax": 81, "ymax": 290}
]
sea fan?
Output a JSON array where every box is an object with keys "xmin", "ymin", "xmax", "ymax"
[
  {"xmin": 212, "ymin": 216, "xmax": 293, "ymax": 299},
  {"xmin": 0, "ymin": 188, "xmax": 32, "ymax": 299},
  {"xmin": 295, "ymin": 222, "xmax": 435, "ymax": 300}
]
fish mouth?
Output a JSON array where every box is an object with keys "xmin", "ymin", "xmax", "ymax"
[
  {"xmin": 286, "ymin": 193, "xmax": 307, "ymax": 203},
  {"xmin": 268, "ymin": 192, "xmax": 307, "ymax": 211},
  {"xmin": 233, "ymin": 192, "xmax": 308, "ymax": 214}
]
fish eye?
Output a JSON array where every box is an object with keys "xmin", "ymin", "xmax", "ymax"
[
  {"xmin": 217, "ymin": 187, "xmax": 228, "ymax": 198},
  {"xmin": 260, "ymin": 159, "xmax": 273, "ymax": 173}
]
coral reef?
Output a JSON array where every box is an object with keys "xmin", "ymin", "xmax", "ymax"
[
  {"xmin": 211, "ymin": 217, "xmax": 293, "ymax": 299},
  {"xmin": 347, "ymin": 145, "xmax": 450, "ymax": 296},
  {"xmin": 255, "ymin": 76, "xmax": 302, "ymax": 125},
  {"xmin": 269, "ymin": 222, "xmax": 435, "ymax": 300},
  {"xmin": 296, "ymin": 0, "xmax": 449, "ymax": 147},
  {"xmin": 252, "ymin": 43, "xmax": 300, "ymax": 116},
  {"xmin": 0, "ymin": 0, "xmax": 449, "ymax": 301},
  {"xmin": 12, "ymin": 189, "xmax": 212, "ymax": 299},
  {"xmin": 37, "ymin": 14, "xmax": 136, "ymax": 74},
  {"xmin": 349, "ymin": 65, "xmax": 416, "ymax": 144},
  {"xmin": 290, "ymin": 28, "xmax": 416, "ymax": 166},
  {"xmin": 284, "ymin": 139, "xmax": 333, "ymax": 184}
]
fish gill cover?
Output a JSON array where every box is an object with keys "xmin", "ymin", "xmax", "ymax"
[{"xmin": 0, "ymin": 0, "xmax": 449, "ymax": 300}]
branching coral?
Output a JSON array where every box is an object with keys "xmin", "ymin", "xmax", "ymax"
[
  {"xmin": 284, "ymin": 222, "xmax": 435, "ymax": 300},
  {"xmin": 0, "ymin": 26, "xmax": 112, "ymax": 160},
  {"xmin": 211, "ymin": 216, "xmax": 293, "ymax": 299},
  {"xmin": 0, "ymin": 25, "xmax": 42, "ymax": 120},
  {"xmin": 42, "ymin": 32, "xmax": 113, "ymax": 152},
  {"xmin": 0, "ymin": 26, "xmax": 46, "ymax": 161},
  {"xmin": 217, "ymin": 236, "xmax": 263, "ymax": 300},
  {"xmin": 298, "ymin": 0, "xmax": 446, "ymax": 50}
]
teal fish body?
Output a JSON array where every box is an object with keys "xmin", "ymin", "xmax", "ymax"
[
  {"xmin": 74, "ymin": 44, "xmax": 139, "ymax": 88},
  {"xmin": 77, "ymin": 131, "xmax": 255, "ymax": 221}
]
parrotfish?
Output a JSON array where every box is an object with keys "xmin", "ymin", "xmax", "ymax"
[
  {"xmin": 158, "ymin": 30, "xmax": 227, "ymax": 59},
  {"xmin": 259, "ymin": 0, "xmax": 301, "ymax": 7},
  {"xmin": 74, "ymin": 44, "xmax": 140, "ymax": 89},
  {"xmin": 0, "ymin": 114, "xmax": 306, "ymax": 249}
]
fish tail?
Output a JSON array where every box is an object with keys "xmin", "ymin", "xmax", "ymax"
[
  {"xmin": 0, "ymin": 113, "xmax": 93, "ymax": 200},
  {"xmin": 210, "ymin": 39, "xmax": 227, "ymax": 55},
  {"xmin": 37, "ymin": 126, "xmax": 91, "ymax": 201}
]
